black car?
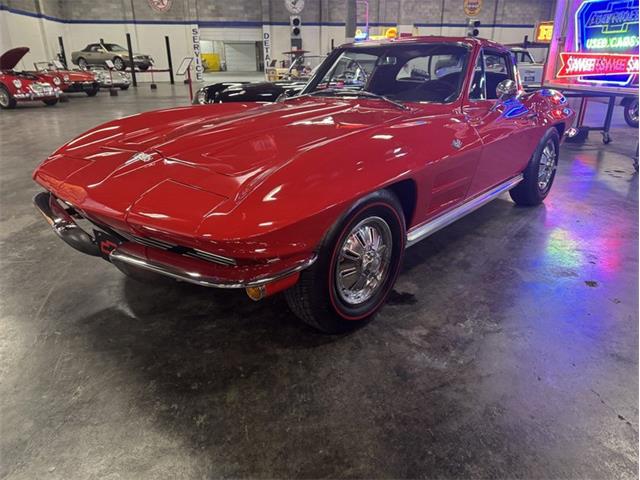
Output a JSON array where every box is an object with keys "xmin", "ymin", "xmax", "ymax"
[
  {"xmin": 194, "ymin": 79, "xmax": 307, "ymax": 104},
  {"xmin": 193, "ymin": 55, "xmax": 324, "ymax": 105}
]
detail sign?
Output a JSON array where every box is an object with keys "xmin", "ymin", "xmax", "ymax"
[
  {"xmin": 574, "ymin": 0, "xmax": 639, "ymax": 85},
  {"xmin": 557, "ymin": 51, "xmax": 639, "ymax": 77},
  {"xmin": 463, "ymin": 0, "xmax": 482, "ymax": 17}
]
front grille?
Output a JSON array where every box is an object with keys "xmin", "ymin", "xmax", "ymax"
[
  {"xmin": 184, "ymin": 249, "xmax": 237, "ymax": 266},
  {"xmin": 59, "ymin": 198, "xmax": 236, "ymax": 267},
  {"xmin": 126, "ymin": 233, "xmax": 236, "ymax": 266}
]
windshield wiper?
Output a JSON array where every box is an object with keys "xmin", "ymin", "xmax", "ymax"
[{"xmin": 309, "ymin": 88, "xmax": 409, "ymax": 110}]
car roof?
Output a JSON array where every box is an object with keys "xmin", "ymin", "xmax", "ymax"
[{"xmin": 342, "ymin": 35, "xmax": 508, "ymax": 52}]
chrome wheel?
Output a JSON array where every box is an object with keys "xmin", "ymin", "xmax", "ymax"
[
  {"xmin": 0, "ymin": 89, "xmax": 9, "ymax": 108},
  {"xmin": 113, "ymin": 58, "xmax": 124, "ymax": 71},
  {"xmin": 335, "ymin": 217, "xmax": 392, "ymax": 305},
  {"xmin": 538, "ymin": 140, "xmax": 557, "ymax": 191},
  {"xmin": 78, "ymin": 58, "xmax": 88, "ymax": 69},
  {"xmin": 630, "ymin": 99, "xmax": 639, "ymax": 123}
]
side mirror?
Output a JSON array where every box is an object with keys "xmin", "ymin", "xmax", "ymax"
[{"xmin": 496, "ymin": 79, "xmax": 518, "ymax": 101}]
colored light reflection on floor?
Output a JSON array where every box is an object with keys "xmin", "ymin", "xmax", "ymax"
[{"xmin": 545, "ymin": 227, "xmax": 584, "ymax": 269}]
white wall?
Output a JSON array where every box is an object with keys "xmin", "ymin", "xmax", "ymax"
[
  {"xmin": 0, "ymin": 9, "xmax": 194, "ymax": 81},
  {"xmin": 0, "ymin": 7, "xmax": 546, "ymax": 80}
]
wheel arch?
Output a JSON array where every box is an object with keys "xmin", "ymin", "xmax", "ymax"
[
  {"xmin": 385, "ymin": 178, "xmax": 417, "ymax": 228},
  {"xmin": 552, "ymin": 122, "xmax": 565, "ymax": 139}
]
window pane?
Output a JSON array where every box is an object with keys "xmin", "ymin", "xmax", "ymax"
[
  {"xmin": 469, "ymin": 53, "xmax": 485, "ymax": 100},
  {"xmin": 311, "ymin": 43, "xmax": 470, "ymax": 103},
  {"xmin": 484, "ymin": 52, "xmax": 512, "ymax": 99}
]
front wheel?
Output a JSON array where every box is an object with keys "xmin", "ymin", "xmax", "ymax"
[
  {"xmin": 509, "ymin": 128, "xmax": 560, "ymax": 206},
  {"xmin": 285, "ymin": 190, "xmax": 406, "ymax": 333},
  {"xmin": 42, "ymin": 98, "xmax": 58, "ymax": 106},
  {"xmin": 624, "ymin": 98, "xmax": 639, "ymax": 128},
  {"xmin": 120, "ymin": 85, "xmax": 130, "ymax": 90},
  {"xmin": 138, "ymin": 65, "xmax": 149, "ymax": 72},
  {"xmin": 85, "ymin": 85, "xmax": 99, "ymax": 97},
  {"xmin": 0, "ymin": 86, "xmax": 16, "ymax": 109},
  {"xmin": 77, "ymin": 57, "xmax": 88, "ymax": 70}
]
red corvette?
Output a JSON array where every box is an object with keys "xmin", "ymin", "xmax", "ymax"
[
  {"xmin": 34, "ymin": 61, "xmax": 100, "ymax": 97},
  {"xmin": 0, "ymin": 47, "xmax": 61, "ymax": 108},
  {"xmin": 33, "ymin": 37, "xmax": 574, "ymax": 332}
]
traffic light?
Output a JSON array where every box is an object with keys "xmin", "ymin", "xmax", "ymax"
[
  {"xmin": 467, "ymin": 19, "xmax": 481, "ymax": 37},
  {"xmin": 290, "ymin": 16, "xmax": 301, "ymax": 38}
]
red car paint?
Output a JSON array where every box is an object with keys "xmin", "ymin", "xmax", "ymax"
[
  {"xmin": 33, "ymin": 37, "xmax": 575, "ymax": 287},
  {"xmin": 0, "ymin": 47, "xmax": 61, "ymax": 106},
  {"xmin": 36, "ymin": 66, "xmax": 98, "ymax": 94}
]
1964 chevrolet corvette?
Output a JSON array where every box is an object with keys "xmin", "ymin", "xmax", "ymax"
[{"xmin": 33, "ymin": 37, "xmax": 574, "ymax": 333}]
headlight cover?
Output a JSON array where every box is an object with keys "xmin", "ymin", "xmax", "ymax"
[
  {"xmin": 63, "ymin": 74, "xmax": 70, "ymax": 81},
  {"xmin": 53, "ymin": 77, "xmax": 61, "ymax": 85},
  {"xmin": 12, "ymin": 79, "xmax": 22, "ymax": 88}
]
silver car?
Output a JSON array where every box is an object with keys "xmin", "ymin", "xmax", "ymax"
[{"xmin": 71, "ymin": 43, "xmax": 153, "ymax": 71}]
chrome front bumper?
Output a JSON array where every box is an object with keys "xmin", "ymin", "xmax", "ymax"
[
  {"xmin": 15, "ymin": 90, "xmax": 60, "ymax": 100},
  {"xmin": 33, "ymin": 192, "xmax": 315, "ymax": 289}
]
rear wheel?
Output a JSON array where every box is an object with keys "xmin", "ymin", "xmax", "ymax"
[
  {"xmin": 285, "ymin": 190, "xmax": 406, "ymax": 333},
  {"xmin": 0, "ymin": 86, "xmax": 16, "ymax": 109},
  {"xmin": 42, "ymin": 98, "xmax": 58, "ymax": 106},
  {"xmin": 138, "ymin": 65, "xmax": 149, "ymax": 72},
  {"xmin": 509, "ymin": 128, "xmax": 560, "ymax": 206},
  {"xmin": 624, "ymin": 98, "xmax": 639, "ymax": 128},
  {"xmin": 113, "ymin": 57, "xmax": 125, "ymax": 71},
  {"xmin": 120, "ymin": 85, "xmax": 130, "ymax": 90}
]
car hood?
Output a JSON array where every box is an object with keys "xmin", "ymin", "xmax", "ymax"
[
  {"xmin": 0, "ymin": 47, "xmax": 29, "ymax": 70},
  {"xmin": 33, "ymin": 99, "xmax": 408, "ymax": 236},
  {"xmin": 62, "ymin": 70, "xmax": 96, "ymax": 81}
]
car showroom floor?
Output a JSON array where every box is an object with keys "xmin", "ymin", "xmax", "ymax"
[{"xmin": 0, "ymin": 84, "xmax": 638, "ymax": 479}]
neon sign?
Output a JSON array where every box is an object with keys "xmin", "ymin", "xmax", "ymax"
[
  {"xmin": 535, "ymin": 21, "xmax": 554, "ymax": 43},
  {"xmin": 557, "ymin": 52, "xmax": 639, "ymax": 77},
  {"xmin": 574, "ymin": 0, "xmax": 639, "ymax": 85},
  {"xmin": 585, "ymin": 35, "xmax": 639, "ymax": 48}
]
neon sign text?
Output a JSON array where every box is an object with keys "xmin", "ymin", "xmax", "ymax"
[
  {"xmin": 585, "ymin": 35, "xmax": 639, "ymax": 48},
  {"xmin": 557, "ymin": 52, "xmax": 639, "ymax": 77}
]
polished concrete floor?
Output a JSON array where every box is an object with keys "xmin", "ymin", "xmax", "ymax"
[{"xmin": 0, "ymin": 85, "xmax": 638, "ymax": 479}]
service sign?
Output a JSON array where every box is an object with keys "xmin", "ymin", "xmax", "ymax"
[
  {"xmin": 463, "ymin": 0, "xmax": 482, "ymax": 17},
  {"xmin": 574, "ymin": 0, "xmax": 639, "ymax": 85}
]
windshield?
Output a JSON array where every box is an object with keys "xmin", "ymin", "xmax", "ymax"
[
  {"xmin": 288, "ymin": 55, "xmax": 325, "ymax": 78},
  {"xmin": 307, "ymin": 43, "xmax": 470, "ymax": 103},
  {"xmin": 104, "ymin": 44, "xmax": 127, "ymax": 52},
  {"xmin": 513, "ymin": 50, "xmax": 536, "ymax": 64}
]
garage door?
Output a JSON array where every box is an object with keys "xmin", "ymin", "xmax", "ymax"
[{"xmin": 224, "ymin": 42, "xmax": 257, "ymax": 71}]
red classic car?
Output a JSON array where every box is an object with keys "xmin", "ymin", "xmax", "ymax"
[
  {"xmin": 33, "ymin": 37, "xmax": 574, "ymax": 332},
  {"xmin": 34, "ymin": 61, "xmax": 100, "ymax": 96},
  {"xmin": 0, "ymin": 47, "xmax": 61, "ymax": 109}
]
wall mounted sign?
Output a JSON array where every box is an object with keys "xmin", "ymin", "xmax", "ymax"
[
  {"xmin": 574, "ymin": 0, "xmax": 639, "ymax": 85},
  {"xmin": 191, "ymin": 26, "xmax": 203, "ymax": 82},
  {"xmin": 557, "ymin": 51, "xmax": 639, "ymax": 76},
  {"xmin": 535, "ymin": 21, "xmax": 554, "ymax": 43},
  {"xmin": 463, "ymin": 0, "xmax": 482, "ymax": 17},
  {"xmin": 285, "ymin": 0, "xmax": 305, "ymax": 15},
  {"xmin": 148, "ymin": 0, "xmax": 172, "ymax": 12}
]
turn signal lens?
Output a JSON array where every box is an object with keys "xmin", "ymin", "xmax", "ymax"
[{"xmin": 246, "ymin": 286, "xmax": 265, "ymax": 301}]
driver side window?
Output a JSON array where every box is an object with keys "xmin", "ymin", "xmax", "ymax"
[
  {"xmin": 469, "ymin": 52, "xmax": 486, "ymax": 100},
  {"xmin": 483, "ymin": 50, "xmax": 513, "ymax": 100},
  {"xmin": 469, "ymin": 49, "xmax": 514, "ymax": 100}
]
